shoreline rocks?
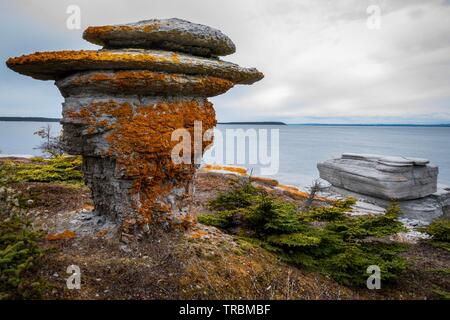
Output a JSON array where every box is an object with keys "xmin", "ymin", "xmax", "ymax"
[
  {"xmin": 6, "ymin": 19, "xmax": 263, "ymax": 239},
  {"xmin": 318, "ymin": 153, "xmax": 449, "ymax": 223},
  {"xmin": 318, "ymin": 153, "xmax": 438, "ymax": 201}
]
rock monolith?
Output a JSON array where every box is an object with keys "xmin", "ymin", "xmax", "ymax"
[{"xmin": 6, "ymin": 18, "xmax": 263, "ymax": 239}]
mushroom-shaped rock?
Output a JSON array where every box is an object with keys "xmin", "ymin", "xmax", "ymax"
[
  {"xmin": 5, "ymin": 19, "xmax": 263, "ymax": 240},
  {"xmin": 83, "ymin": 18, "xmax": 236, "ymax": 57}
]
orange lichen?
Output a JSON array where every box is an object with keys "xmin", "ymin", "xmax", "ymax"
[
  {"xmin": 61, "ymin": 70, "xmax": 234, "ymax": 97},
  {"xmin": 95, "ymin": 229, "xmax": 109, "ymax": 238},
  {"xmin": 6, "ymin": 50, "xmax": 170, "ymax": 66},
  {"xmin": 5, "ymin": 49, "xmax": 264, "ymax": 84},
  {"xmin": 277, "ymin": 184, "xmax": 334, "ymax": 203},
  {"xmin": 46, "ymin": 230, "xmax": 76, "ymax": 241},
  {"xmin": 202, "ymin": 164, "xmax": 248, "ymax": 176},
  {"xmin": 250, "ymin": 176, "xmax": 279, "ymax": 187},
  {"xmin": 171, "ymin": 52, "xmax": 180, "ymax": 64},
  {"xmin": 67, "ymin": 98, "xmax": 216, "ymax": 230},
  {"xmin": 190, "ymin": 229, "xmax": 209, "ymax": 239}
]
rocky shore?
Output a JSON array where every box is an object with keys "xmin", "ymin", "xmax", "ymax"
[{"xmin": 1, "ymin": 156, "xmax": 449, "ymax": 299}]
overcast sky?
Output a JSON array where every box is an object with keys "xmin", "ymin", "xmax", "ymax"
[{"xmin": 1, "ymin": 0, "xmax": 449, "ymax": 124}]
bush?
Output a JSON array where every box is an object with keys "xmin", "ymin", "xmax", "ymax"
[
  {"xmin": 308, "ymin": 198, "xmax": 356, "ymax": 221},
  {"xmin": 419, "ymin": 218, "xmax": 450, "ymax": 242},
  {"xmin": 419, "ymin": 218, "xmax": 450, "ymax": 252},
  {"xmin": 199, "ymin": 183, "xmax": 408, "ymax": 287},
  {"xmin": 0, "ymin": 213, "xmax": 47, "ymax": 299},
  {"xmin": 0, "ymin": 156, "xmax": 83, "ymax": 185}
]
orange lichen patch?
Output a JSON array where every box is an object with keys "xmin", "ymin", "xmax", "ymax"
[
  {"xmin": 6, "ymin": 50, "xmax": 170, "ymax": 67},
  {"xmin": 171, "ymin": 52, "xmax": 180, "ymax": 64},
  {"xmin": 57, "ymin": 70, "xmax": 234, "ymax": 97},
  {"xmin": 95, "ymin": 229, "xmax": 109, "ymax": 238},
  {"xmin": 202, "ymin": 164, "xmax": 248, "ymax": 176},
  {"xmin": 46, "ymin": 229, "xmax": 76, "ymax": 241},
  {"xmin": 189, "ymin": 229, "xmax": 209, "ymax": 240},
  {"xmin": 67, "ymin": 98, "xmax": 216, "ymax": 228},
  {"xmin": 142, "ymin": 24, "xmax": 160, "ymax": 33},
  {"xmin": 82, "ymin": 203, "xmax": 95, "ymax": 211},
  {"xmin": 250, "ymin": 176, "xmax": 279, "ymax": 187},
  {"xmin": 277, "ymin": 184, "xmax": 334, "ymax": 203}
]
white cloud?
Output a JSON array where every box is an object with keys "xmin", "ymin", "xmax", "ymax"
[{"xmin": 1, "ymin": 0, "xmax": 449, "ymax": 123}]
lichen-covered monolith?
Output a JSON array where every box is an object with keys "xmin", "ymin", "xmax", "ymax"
[{"xmin": 6, "ymin": 18, "xmax": 263, "ymax": 239}]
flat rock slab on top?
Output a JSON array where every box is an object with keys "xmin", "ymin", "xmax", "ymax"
[
  {"xmin": 342, "ymin": 153, "xmax": 430, "ymax": 166},
  {"xmin": 83, "ymin": 18, "xmax": 236, "ymax": 57},
  {"xmin": 6, "ymin": 49, "xmax": 263, "ymax": 85}
]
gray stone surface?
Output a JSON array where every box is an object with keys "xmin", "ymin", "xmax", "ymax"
[
  {"xmin": 325, "ymin": 184, "xmax": 450, "ymax": 224},
  {"xmin": 56, "ymin": 70, "xmax": 234, "ymax": 98},
  {"xmin": 83, "ymin": 18, "xmax": 236, "ymax": 57},
  {"xmin": 318, "ymin": 153, "xmax": 438, "ymax": 200}
]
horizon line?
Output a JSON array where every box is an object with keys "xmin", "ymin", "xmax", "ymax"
[{"xmin": 1, "ymin": 117, "xmax": 450, "ymax": 127}]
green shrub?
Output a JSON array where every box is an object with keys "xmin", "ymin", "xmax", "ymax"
[
  {"xmin": 199, "ymin": 183, "xmax": 408, "ymax": 287},
  {"xmin": 267, "ymin": 233, "xmax": 321, "ymax": 248},
  {"xmin": 0, "ymin": 213, "xmax": 47, "ymax": 299},
  {"xmin": 419, "ymin": 218, "xmax": 450, "ymax": 242},
  {"xmin": 0, "ymin": 156, "xmax": 83, "ymax": 185},
  {"xmin": 308, "ymin": 198, "xmax": 356, "ymax": 221},
  {"xmin": 246, "ymin": 198, "xmax": 304, "ymax": 235},
  {"xmin": 208, "ymin": 182, "xmax": 261, "ymax": 211},
  {"xmin": 419, "ymin": 218, "xmax": 450, "ymax": 253},
  {"xmin": 198, "ymin": 211, "xmax": 235, "ymax": 229}
]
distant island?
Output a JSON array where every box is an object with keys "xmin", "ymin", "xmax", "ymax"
[
  {"xmin": 219, "ymin": 121, "xmax": 287, "ymax": 125},
  {"xmin": 0, "ymin": 117, "xmax": 61, "ymax": 122},
  {"xmin": 292, "ymin": 123, "xmax": 450, "ymax": 127}
]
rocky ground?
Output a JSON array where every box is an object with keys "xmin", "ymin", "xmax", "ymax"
[{"xmin": 1, "ymin": 159, "xmax": 449, "ymax": 300}]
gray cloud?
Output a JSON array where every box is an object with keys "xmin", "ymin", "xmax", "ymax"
[{"xmin": 1, "ymin": 0, "xmax": 449, "ymax": 123}]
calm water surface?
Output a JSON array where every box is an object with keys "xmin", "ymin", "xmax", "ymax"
[{"xmin": 1, "ymin": 121, "xmax": 449, "ymax": 188}]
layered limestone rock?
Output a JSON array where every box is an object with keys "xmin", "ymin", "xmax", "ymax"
[
  {"xmin": 318, "ymin": 153, "xmax": 448, "ymax": 223},
  {"xmin": 83, "ymin": 18, "xmax": 236, "ymax": 57},
  {"xmin": 317, "ymin": 153, "xmax": 438, "ymax": 201},
  {"xmin": 6, "ymin": 19, "xmax": 263, "ymax": 239}
]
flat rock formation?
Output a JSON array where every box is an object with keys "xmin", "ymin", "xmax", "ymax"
[
  {"xmin": 6, "ymin": 19, "xmax": 263, "ymax": 240},
  {"xmin": 83, "ymin": 18, "xmax": 236, "ymax": 57},
  {"xmin": 318, "ymin": 153, "xmax": 438, "ymax": 201}
]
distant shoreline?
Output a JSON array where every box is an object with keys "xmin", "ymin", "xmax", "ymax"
[
  {"xmin": 1, "ymin": 117, "xmax": 449, "ymax": 127},
  {"xmin": 290, "ymin": 123, "xmax": 450, "ymax": 127},
  {"xmin": 219, "ymin": 121, "xmax": 287, "ymax": 125},
  {"xmin": 0, "ymin": 117, "xmax": 60, "ymax": 122}
]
